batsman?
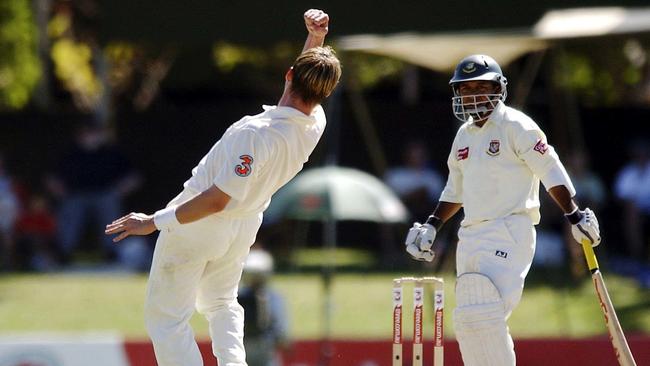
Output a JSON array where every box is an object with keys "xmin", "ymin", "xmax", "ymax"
[{"xmin": 405, "ymin": 54, "xmax": 602, "ymax": 365}]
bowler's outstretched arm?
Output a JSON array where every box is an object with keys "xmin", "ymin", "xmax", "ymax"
[{"xmin": 104, "ymin": 184, "xmax": 231, "ymax": 242}]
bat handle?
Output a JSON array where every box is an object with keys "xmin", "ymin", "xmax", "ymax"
[{"xmin": 581, "ymin": 238, "xmax": 599, "ymax": 272}]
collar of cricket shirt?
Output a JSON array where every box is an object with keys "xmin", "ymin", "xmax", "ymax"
[
  {"xmin": 469, "ymin": 100, "xmax": 506, "ymax": 131},
  {"xmin": 263, "ymin": 105, "xmax": 318, "ymax": 122},
  {"xmin": 489, "ymin": 101, "xmax": 507, "ymax": 124}
]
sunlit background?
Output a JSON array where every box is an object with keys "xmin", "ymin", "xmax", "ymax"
[{"xmin": 1, "ymin": 1, "xmax": 650, "ymax": 365}]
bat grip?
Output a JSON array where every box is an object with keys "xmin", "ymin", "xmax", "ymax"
[{"xmin": 581, "ymin": 239, "xmax": 599, "ymax": 272}]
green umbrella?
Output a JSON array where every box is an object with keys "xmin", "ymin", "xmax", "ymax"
[
  {"xmin": 264, "ymin": 166, "xmax": 408, "ymax": 365},
  {"xmin": 265, "ymin": 166, "xmax": 408, "ymax": 224}
]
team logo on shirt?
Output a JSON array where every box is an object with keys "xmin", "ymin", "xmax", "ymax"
[
  {"xmin": 235, "ymin": 155, "xmax": 253, "ymax": 177},
  {"xmin": 456, "ymin": 147, "xmax": 469, "ymax": 161},
  {"xmin": 533, "ymin": 139, "xmax": 548, "ymax": 155},
  {"xmin": 487, "ymin": 139, "xmax": 501, "ymax": 156}
]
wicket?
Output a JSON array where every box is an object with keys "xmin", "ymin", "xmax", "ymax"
[{"xmin": 392, "ymin": 277, "xmax": 444, "ymax": 366}]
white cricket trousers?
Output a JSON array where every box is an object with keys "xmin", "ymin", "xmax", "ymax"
[
  {"xmin": 454, "ymin": 214, "xmax": 536, "ymax": 365},
  {"xmin": 456, "ymin": 213, "xmax": 536, "ymax": 316},
  {"xmin": 144, "ymin": 209, "xmax": 263, "ymax": 366}
]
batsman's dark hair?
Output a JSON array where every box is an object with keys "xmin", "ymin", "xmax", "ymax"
[{"xmin": 290, "ymin": 46, "xmax": 341, "ymax": 105}]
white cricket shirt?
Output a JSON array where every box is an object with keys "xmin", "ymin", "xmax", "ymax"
[
  {"xmin": 440, "ymin": 101, "xmax": 575, "ymax": 226},
  {"xmin": 182, "ymin": 104, "xmax": 326, "ymax": 217}
]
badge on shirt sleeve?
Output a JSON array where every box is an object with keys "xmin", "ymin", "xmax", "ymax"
[
  {"xmin": 486, "ymin": 140, "xmax": 500, "ymax": 156},
  {"xmin": 235, "ymin": 155, "xmax": 254, "ymax": 177},
  {"xmin": 533, "ymin": 139, "xmax": 548, "ymax": 155},
  {"xmin": 456, "ymin": 147, "xmax": 469, "ymax": 161}
]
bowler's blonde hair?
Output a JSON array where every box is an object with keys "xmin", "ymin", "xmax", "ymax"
[{"xmin": 290, "ymin": 46, "xmax": 341, "ymax": 105}]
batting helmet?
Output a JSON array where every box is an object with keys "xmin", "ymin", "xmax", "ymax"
[{"xmin": 449, "ymin": 55, "xmax": 508, "ymax": 123}]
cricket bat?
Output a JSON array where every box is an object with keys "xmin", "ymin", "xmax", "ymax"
[{"xmin": 581, "ymin": 239, "xmax": 637, "ymax": 366}]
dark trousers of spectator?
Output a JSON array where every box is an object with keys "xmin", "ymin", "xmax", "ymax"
[{"xmin": 57, "ymin": 190, "xmax": 121, "ymax": 262}]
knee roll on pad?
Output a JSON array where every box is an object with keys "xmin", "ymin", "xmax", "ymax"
[{"xmin": 453, "ymin": 273, "xmax": 515, "ymax": 366}]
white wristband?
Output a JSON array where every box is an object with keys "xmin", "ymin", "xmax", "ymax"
[{"xmin": 153, "ymin": 206, "xmax": 180, "ymax": 231}]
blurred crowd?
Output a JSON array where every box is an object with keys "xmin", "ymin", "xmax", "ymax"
[
  {"xmin": 1, "ymin": 126, "xmax": 650, "ymax": 289},
  {"xmin": 0, "ymin": 123, "xmax": 150, "ymax": 273},
  {"xmin": 1, "ymin": 0, "xmax": 647, "ymax": 296}
]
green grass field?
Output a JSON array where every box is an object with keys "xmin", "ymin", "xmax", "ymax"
[{"xmin": 0, "ymin": 272, "xmax": 648, "ymax": 340}]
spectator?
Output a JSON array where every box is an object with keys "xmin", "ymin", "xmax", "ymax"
[
  {"xmin": 0, "ymin": 154, "xmax": 19, "ymax": 271},
  {"xmin": 14, "ymin": 194, "xmax": 58, "ymax": 271},
  {"xmin": 384, "ymin": 140, "xmax": 444, "ymax": 220},
  {"xmin": 239, "ymin": 247, "xmax": 290, "ymax": 366},
  {"xmin": 46, "ymin": 123, "xmax": 142, "ymax": 265},
  {"xmin": 613, "ymin": 138, "xmax": 650, "ymax": 261},
  {"xmin": 567, "ymin": 150, "xmax": 607, "ymax": 211},
  {"xmin": 385, "ymin": 141, "xmax": 448, "ymax": 269}
]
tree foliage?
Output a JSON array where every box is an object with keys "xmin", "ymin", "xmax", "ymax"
[
  {"xmin": 0, "ymin": 0, "xmax": 42, "ymax": 110},
  {"xmin": 553, "ymin": 38, "xmax": 650, "ymax": 106}
]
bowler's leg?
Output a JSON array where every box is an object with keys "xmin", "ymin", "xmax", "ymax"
[
  {"xmin": 196, "ymin": 215, "xmax": 262, "ymax": 366},
  {"xmin": 144, "ymin": 232, "xmax": 206, "ymax": 366},
  {"xmin": 196, "ymin": 251, "xmax": 248, "ymax": 366}
]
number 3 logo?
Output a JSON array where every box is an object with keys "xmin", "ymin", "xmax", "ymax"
[{"xmin": 235, "ymin": 155, "xmax": 253, "ymax": 177}]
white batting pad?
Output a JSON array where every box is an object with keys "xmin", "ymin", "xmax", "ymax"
[{"xmin": 453, "ymin": 273, "xmax": 515, "ymax": 366}]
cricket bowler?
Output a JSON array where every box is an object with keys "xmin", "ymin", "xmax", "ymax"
[{"xmin": 105, "ymin": 9, "xmax": 340, "ymax": 366}]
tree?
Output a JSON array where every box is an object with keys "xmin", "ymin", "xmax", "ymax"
[{"xmin": 0, "ymin": 0, "xmax": 41, "ymax": 110}]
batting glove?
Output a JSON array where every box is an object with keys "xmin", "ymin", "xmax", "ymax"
[
  {"xmin": 566, "ymin": 207, "xmax": 601, "ymax": 247},
  {"xmin": 405, "ymin": 222, "xmax": 437, "ymax": 262}
]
